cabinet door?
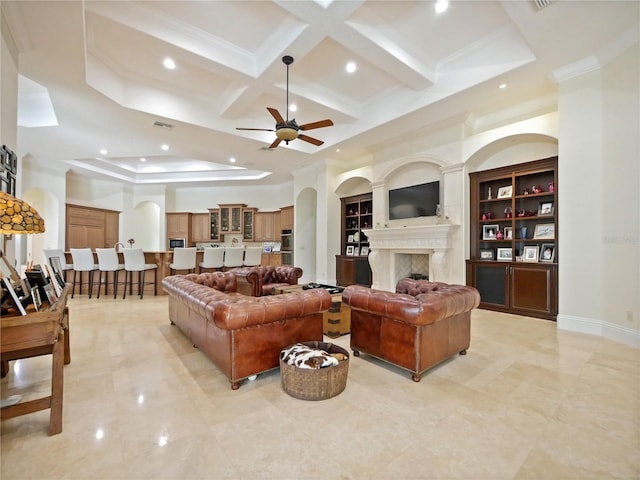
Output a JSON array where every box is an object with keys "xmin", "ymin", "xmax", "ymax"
[
  {"xmin": 281, "ymin": 206, "xmax": 294, "ymax": 230},
  {"xmin": 243, "ymin": 209, "xmax": 254, "ymax": 241},
  {"xmin": 167, "ymin": 213, "xmax": 190, "ymax": 237},
  {"xmin": 191, "ymin": 214, "xmax": 210, "ymax": 243},
  {"xmin": 104, "ymin": 211, "xmax": 119, "ymax": 247},
  {"xmin": 68, "ymin": 224, "xmax": 105, "ymax": 249},
  {"xmin": 210, "ymin": 210, "xmax": 220, "ymax": 241},
  {"xmin": 336, "ymin": 256, "xmax": 355, "ymax": 287},
  {"xmin": 511, "ymin": 264, "xmax": 556, "ymax": 318},
  {"xmin": 254, "ymin": 213, "xmax": 265, "ymax": 241},
  {"xmin": 467, "ymin": 261, "xmax": 509, "ymax": 309}
]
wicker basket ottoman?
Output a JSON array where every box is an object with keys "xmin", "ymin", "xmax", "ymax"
[{"xmin": 279, "ymin": 341, "xmax": 349, "ymax": 400}]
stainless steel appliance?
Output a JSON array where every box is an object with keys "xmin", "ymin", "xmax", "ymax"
[{"xmin": 169, "ymin": 238, "xmax": 186, "ymax": 249}]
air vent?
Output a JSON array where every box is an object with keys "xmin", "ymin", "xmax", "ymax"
[
  {"xmin": 533, "ymin": 0, "xmax": 556, "ymax": 10},
  {"xmin": 153, "ymin": 120, "xmax": 173, "ymax": 130}
]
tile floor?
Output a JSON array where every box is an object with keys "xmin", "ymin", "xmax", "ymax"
[{"xmin": 1, "ymin": 295, "xmax": 639, "ymax": 480}]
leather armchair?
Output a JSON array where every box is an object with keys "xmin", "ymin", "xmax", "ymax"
[{"xmin": 343, "ymin": 279, "xmax": 480, "ymax": 382}]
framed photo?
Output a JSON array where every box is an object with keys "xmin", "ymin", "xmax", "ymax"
[
  {"xmin": 482, "ymin": 224, "xmax": 499, "ymax": 240},
  {"xmin": 31, "ymin": 286, "xmax": 43, "ymax": 311},
  {"xmin": 540, "ymin": 244, "xmax": 555, "ymax": 262},
  {"xmin": 538, "ymin": 201, "xmax": 554, "ymax": 216},
  {"xmin": 347, "ymin": 234, "xmax": 354, "ymax": 243},
  {"xmin": 497, "ymin": 185, "xmax": 513, "ymax": 198},
  {"xmin": 43, "ymin": 283, "xmax": 58, "ymax": 304},
  {"xmin": 504, "ymin": 227, "xmax": 513, "ymax": 240},
  {"xmin": 533, "ymin": 223, "xmax": 555, "ymax": 239},
  {"xmin": 353, "ymin": 247, "xmax": 360, "ymax": 256},
  {"xmin": 496, "ymin": 248, "xmax": 512, "ymax": 261},
  {"xmin": 46, "ymin": 264, "xmax": 63, "ymax": 296},
  {"xmin": 523, "ymin": 246, "xmax": 539, "ymax": 262},
  {"xmin": 49, "ymin": 257, "xmax": 66, "ymax": 287},
  {"xmin": 479, "ymin": 249, "xmax": 494, "ymax": 260},
  {"xmin": 2, "ymin": 277, "xmax": 27, "ymax": 315},
  {"xmin": 346, "ymin": 245, "xmax": 354, "ymax": 256},
  {"xmin": 360, "ymin": 246, "xmax": 369, "ymax": 256}
]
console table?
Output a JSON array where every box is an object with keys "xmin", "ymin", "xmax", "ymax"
[{"xmin": 1, "ymin": 285, "xmax": 71, "ymax": 435}]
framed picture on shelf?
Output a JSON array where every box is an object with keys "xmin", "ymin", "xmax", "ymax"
[
  {"xmin": 482, "ymin": 224, "xmax": 499, "ymax": 240},
  {"xmin": 479, "ymin": 249, "xmax": 494, "ymax": 260},
  {"xmin": 523, "ymin": 246, "xmax": 539, "ymax": 262},
  {"xmin": 497, "ymin": 185, "xmax": 513, "ymax": 198},
  {"xmin": 346, "ymin": 245, "xmax": 354, "ymax": 256},
  {"xmin": 347, "ymin": 234, "xmax": 354, "ymax": 243},
  {"xmin": 504, "ymin": 227, "xmax": 513, "ymax": 240},
  {"xmin": 533, "ymin": 223, "xmax": 555, "ymax": 239},
  {"xmin": 2, "ymin": 277, "xmax": 27, "ymax": 315},
  {"xmin": 43, "ymin": 283, "xmax": 58, "ymax": 304},
  {"xmin": 496, "ymin": 248, "xmax": 512, "ymax": 261},
  {"xmin": 353, "ymin": 247, "xmax": 360, "ymax": 256},
  {"xmin": 538, "ymin": 201, "xmax": 554, "ymax": 216},
  {"xmin": 360, "ymin": 246, "xmax": 369, "ymax": 256},
  {"xmin": 540, "ymin": 244, "xmax": 555, "ymax": 262},
  {"xmin": 31, "ymin": 286, "xmax": 42, "ymax": 311}
]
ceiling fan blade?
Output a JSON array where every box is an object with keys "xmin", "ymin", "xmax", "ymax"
[
  {"xmin": 299, "ymin": 119, "xmax": 334, "ymax": 131},
  {"xmin": 236, "ymin": 127, "xmax": 275, "ymax": 132},
  {"xmin": 267, "ymin": 107, "xmax": 286, "ymax": 124},
  {"xmin": 268, "ymin": 137, "xmax": 282, "ymax": 149},
  {"xmin": 298, "ymin": 134, "xmax": 324, "ymax": 146}
]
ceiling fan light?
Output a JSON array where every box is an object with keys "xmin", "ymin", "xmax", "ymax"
[{"xmin": 276, "ymin": 127, "xmax": 298, "ymax": 141}]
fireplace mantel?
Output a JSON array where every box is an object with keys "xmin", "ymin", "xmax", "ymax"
[
  {"xmin": 362, "ymin": 223, "xmax": 459, "ymax": 290},
  {"xmin": 362, "ymin": 224, "xmax": 458, "ymax": 249}
]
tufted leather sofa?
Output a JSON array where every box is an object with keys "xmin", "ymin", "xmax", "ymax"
[
  {"xmin": 231, "ymin": 265, "xmax": 303, "ymax": 296},
  {"xmin": 342, "ymin": 278, "xmax": 480, "ymax": 382},
  {"xmin": 162, "ymin": 271, "xmax": 330, "ymax": 389}
]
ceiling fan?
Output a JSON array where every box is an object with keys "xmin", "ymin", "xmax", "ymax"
[{"xmin": 236, "ymin": 55, "xmax": 334, "ymax": 149}]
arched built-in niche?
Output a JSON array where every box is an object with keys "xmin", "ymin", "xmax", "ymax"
[
  {"xmin": 295, "ymin": 188, "xmax": 317, "ymax": 283},
  {"xmin": 465, "ymin": 133, "xmax": 558, "ymax": 173}
]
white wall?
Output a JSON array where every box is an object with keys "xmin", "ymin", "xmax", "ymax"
[{"xmin": 557, "ymin": 44, "xmax": 639, "ymax": 347}]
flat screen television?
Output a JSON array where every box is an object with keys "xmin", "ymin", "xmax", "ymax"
[{"xmin": 388, "ymin": 181, "xmax": 440, "ymax": 220}]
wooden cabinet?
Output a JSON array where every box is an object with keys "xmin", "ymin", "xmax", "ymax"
[
  {"xmin": 209, "ymin": 209, "xmax": 220, "ymax": 241},
  {"xmin": 335, "ymin": 255, "xmax": 372, "ymax": 287},
  {"xmin": 261, "ymin": 253, "xmax": 282, "ymax": 266},
  {"xmin": 219, "ymin": 204, "xmax": 245, "ymax": 235},
  {"xmin": 466, "ymin": 156, "xmax": 558, "ymax": 320},
  {"xmin": 191, "ymin": 214, "xmax": 210, "ymax": 244},
  {"xmin": 166, "ymin": 213, "xmax": 191, "ymax": 247},
  {"xmin": 336, "ymin": 193, "xmax": 372, "ymax": 287},
  {"xmin": 65, "ymin": 204, "xmax": 120, "ymax": 250},
  {"xmin": 242, "ymin": 208, "xmax": 256, "ymax": 242},
  {"xmin": 254, "ymin": 212, "xmax": 280, "ymax": 241},
  {"xmin": 280, "ymin": 205, "xmax": 294, "ymax": 230}
]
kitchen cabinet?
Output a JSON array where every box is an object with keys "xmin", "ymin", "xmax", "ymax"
[
  {"xmin": 191, "ymin": 213, "xmax": 210, "ymax": 244},
  {"xmin": 261, "ymin": 253, "xmax": 282, "ymax": 266},
  {"xmin": 242, "ymin": 208, "xmax": 256, "ymax": 242},
  {"xmin": 166, "ymin": 213, "xmax": 192, "ymax": 247},
  {"xmin": 280, "ymin": 205, "xmax": 294, "ymax": 230},
  {"xmin": 209, "ymin": 209, "xmax": 220, "ymax": 241},
  {"xmin": 219, "ymin": 204, "xmax": 245, "ymax": 235},
  {"xmin": 254, "ymin": 212, "xmax": 280, "ymax": 241},
  {"xmin": 65, "ymin": 204, "xmax": 120, "ymax": 250}
]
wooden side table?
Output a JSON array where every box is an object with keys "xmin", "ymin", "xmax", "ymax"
[{"xmin": 1, "ymin": 285, "xmax": 71, "ymax": 435}]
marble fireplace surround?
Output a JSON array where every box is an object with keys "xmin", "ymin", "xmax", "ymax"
[{"xmin": 362, "ymin": 224, "xmax": 459, "ymax": 291}]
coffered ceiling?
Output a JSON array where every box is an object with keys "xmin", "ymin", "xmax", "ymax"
[{"xmin": 2, "ymin": 1, "xmax": 638, "ymax": 186}]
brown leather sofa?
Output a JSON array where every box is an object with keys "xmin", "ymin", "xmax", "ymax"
[
  {"xmin": 342, "ymin": 278, "xmax": 480, "ymax": 382},
  {"xmin": 232, "ymin": 265, "xmax": 303, "ymax": 296},
  {"xmin": 162, "ymin": 271, "xmax": 330, "ymax": 389}
]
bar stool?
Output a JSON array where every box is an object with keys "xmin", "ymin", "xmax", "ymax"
[
  {"xmin": 169, "ymin": 247, "xmax": 197, "ymax": 275},
  {"xmin": 122, "ymin": 248, "xmax": 157, "ymax": 299},
  {"xmin": 242, "ymin": 246, "xmax": 263, "ymax": 267},
  {"xmin": 222, "ymin": 246, "xmax": 244, "ymax": 271},
  {"xmin": 199, "ymin": 247, "xmax": 224, "ymax": 273},
  {"xmin": 95, "ymin": 248, "xmax": 125, "ymax": 299},
  {"xmin": 43, "ymin": 248, "xmax": 73, "ymax": 282},
  {"xmin": 69, "ymin": 248, "xmax": 98, "ymax": 298}
]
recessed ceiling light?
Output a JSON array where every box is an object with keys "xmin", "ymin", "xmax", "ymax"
[
  {"xmin": 346, "ymin": 62, "xmax": 357, "ymax": 73},
  {"xmin": 289, "ymin": 104, "xmax": 297, "ymax": 113},
  {"xmin": 336, "ymin": 148, "xmax": 341, "ymax": 152},
  {"xmin": 99, "ymin": 148, "xmax": 108, "ymax": 155},
  {"xmin": 161, "ymin": 144, "xmax": 169, "ymax": 151},
  {"xmin": 435, "ymin": 0, "xmax": 449, "ymax": 13},
  {"xmin": 229, "ymin": 157, "xmax": 236, "ymax": 163},
  {"xmin": 163, "ymin": 57, "xmax": 176, "ymax": 70},
  {"xmin": 499, "ymin": 83, "xmax": 507, "ymax": 89},
  {"xmin": 140, "ymin": 157, "xmax": 146, "ymax": 162}
]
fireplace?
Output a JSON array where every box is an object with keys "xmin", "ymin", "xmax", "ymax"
[{"xmin": 362, "ymin": 224, "xmax": 459, "ymax": 291}]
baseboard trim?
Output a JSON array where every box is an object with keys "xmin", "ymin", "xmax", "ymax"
[{"xmin": 557, "ymin": 314, "xmax": 640, "ymax": 349}]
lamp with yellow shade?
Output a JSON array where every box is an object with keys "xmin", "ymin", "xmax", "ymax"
[{"xmin": 0, "ymin": 191, "xmax": 45, "ymax": 234}]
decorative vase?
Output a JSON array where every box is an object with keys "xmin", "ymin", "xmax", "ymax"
[
  {"xmin": 520, "ymin": 227, "xmax": 528, "ymax": 239},
  {"xmin": 549, "ymin": 182, "xmax": 555, "ymax": 193}
]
